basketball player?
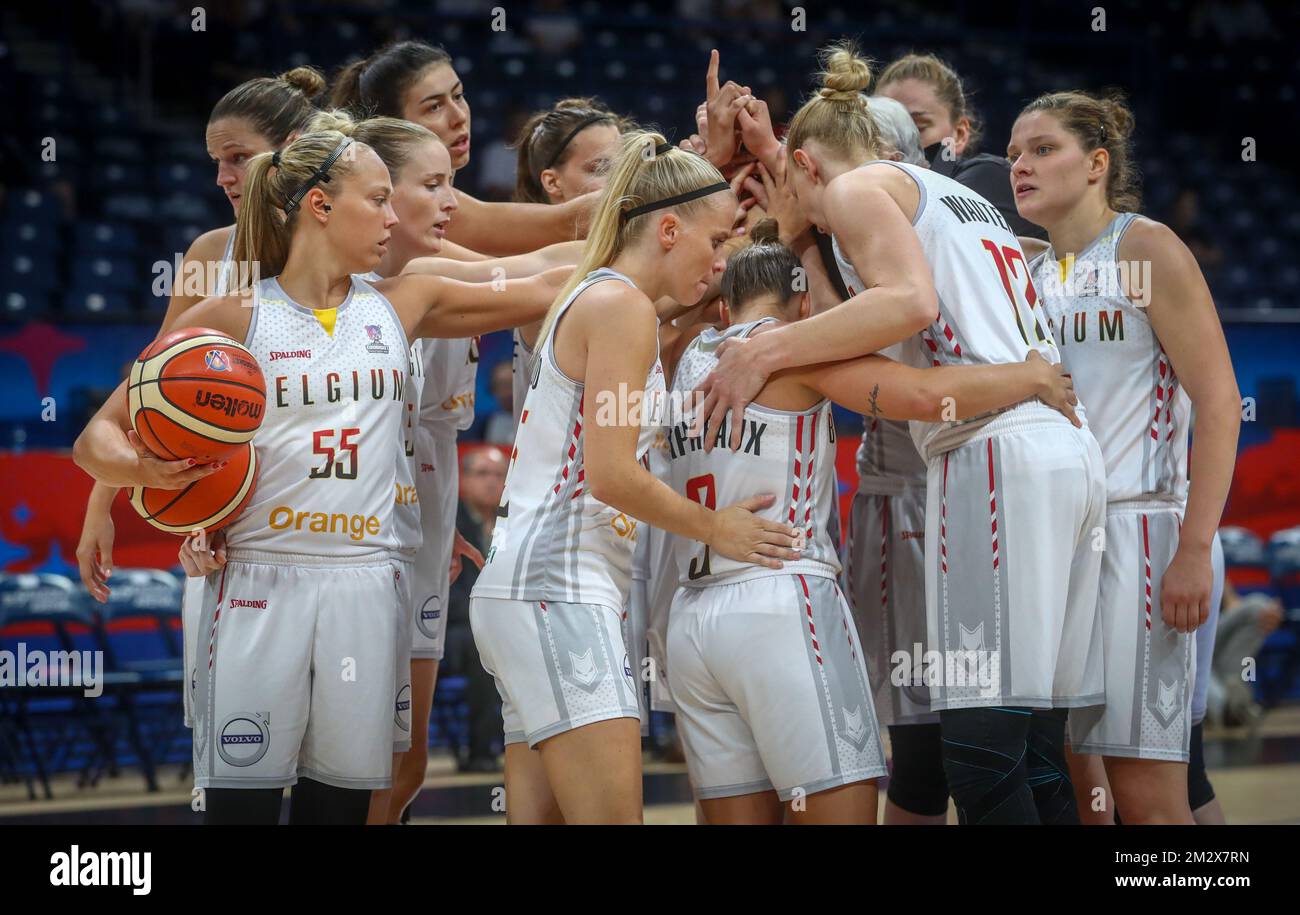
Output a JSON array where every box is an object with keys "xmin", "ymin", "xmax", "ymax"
[
  {"xmin": 468, "ymin": 132, "xmax": 803, "ymax": 824},
  {"xmin": 1012, "ymin": 91, "xmax": 1239, "ymax": 824},
  {"xmin": 664, "ymin": 221, "xmax": 1081, "ymax": 824},
  {"xmin": 75, "ymin": 68, "xmax": 325, "ymax": 735},
  {"xmin": 509, "ymin": 99, "xmax": 625, "ymax": 427},
  {"xmin": 876, "ymin": 53, "xmax": 1044, "ymax": 242},
  {"xmin": 697, "ymin": 43, "xmax": 1108, "ymax": 825},
  {"xmin": 72, "ymin": 127, "xmax": 569, "ymax": 824},
  {"xmin": 331, "ymin": 40, "xmax": 595, "ymax": 256}
]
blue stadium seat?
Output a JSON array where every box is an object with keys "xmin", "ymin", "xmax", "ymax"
[
  {"xmin": 1, "ymin": 217, "xmax": 62, "ymax": 256},
  {"xmin": 74, "ymin": 221, "xmax": 139, "ymax": 255},
  {"xmin": 71, "ymin": 255, "xmax": 138, "ymax": 292},
  {"xmin": 2, "ymin": 189, "xmax": 61, "ymax": 230},
  {"xmin": 2, "ymin": 291, "xmax": 53, "ymax": 321},
  {"xmin": 3, "ymin": 251, "xmax": 60, "ymax": 293},
  {"xmin": 63, "ymin": 290, "xmax": 133, "ymax": 319}
]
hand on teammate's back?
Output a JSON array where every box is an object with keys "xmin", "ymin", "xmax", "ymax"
[
  {"xmin": 708, "ymin": 493, "xmax": 803, "ymax": 570},
  {"xmin": 694, "ymin": 335, "xmax": 768, "ymax": 452},
  {"xmin": 1026, "ymin": 350, "xmax": 1081, "ymax": 427}
]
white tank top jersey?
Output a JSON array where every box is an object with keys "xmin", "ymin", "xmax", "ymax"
[
  {"xmin": 473, "ymin": 268, "xmax": 668, "ymax": 611},
  {"xmin": 631, "ymin": 428, "xmax": 671, "ymax": 583},
  {"xmin": 1034, "ymin": 212, "xmax": 1190, "ymax": 503},
  {"xmin": 511, "ymin": 327, "xmax": 535, "ymax": 429},
  {"xmin": 829, "ymin": 233, "xmax": 928, "ymax": 490},
  {"xmin": 419, "ymin": 336, "xmax": 478, "ymax": 434},
  {"xmin": 835, "ymin": 160, "xmax": 1065, "ymax": 460},
  {"xmin": 225, "ymin": 275, "xmax": 410, "ymax": 557},
  {"xmin": 665, "ymin": 319, "xmax": 841, "ymax": 587},
  {"xmin": 359, "ymin": 271, "xmax": 425, "ymax": 554},
  {"xmin": 213, "ymin": 231, "xmax": 236, "ymax": 296}
]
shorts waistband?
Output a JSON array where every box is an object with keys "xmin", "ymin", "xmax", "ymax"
[
  {"xmin": 856, "ymin": 475, "xmax": 926, "ymax": 497},
  {"xmin": 927, "ymin": 401, "xmax": 1072, "ymax": 458},
  {"xmin": 225, "ymin": 548, "xmax": 394, "ymax": 569},
  {"xmin": 1106, "ymin": 498, "xmax": 1186, "ymax": 515}
]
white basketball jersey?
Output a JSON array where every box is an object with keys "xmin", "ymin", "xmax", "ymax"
[
  {"xmin": 358, "ymin": 271, "xmax": 424, "ymax": 555},
  {"xmin": 213, "ymin": 231, "xmax": 236, "ymax": 296},
  {"xmin": 226, "ymin": 275, "xmax": 408, "ymax": 556},
  {"xmin": 836, "ymin": 160, "xmax": 1061, "ymax": 459},
  {"xmin": 1034, "ymin": 212, "xmax": 1189, "ymax": 503},
  {"xmin": 511, "ymin": 328, "xmax": 534, "ymax": 429},
  {"xmin": 473, "ymin": 268, "xmax": 668, "ymax": 611},
  {"xmin": 419, "ymin": 336, "xmax": 478, "ymax": 434},
  {"xmin": 829, "ymin": 233, "xmax": 927, "ymax": 489},
  {"xmin": 665, "ymin": 320, "xmax": 841, "ymax": 587}
]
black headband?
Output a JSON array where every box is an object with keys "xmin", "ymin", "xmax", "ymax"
[
  {"xmin": 283, "ymin": 137, "xmax": 353, "ymax": 213},
  {"xmin": 541, "ymin": 114, "xmax": 615, "ymax": 171},
  {"xmin": 621, "ymin": 180, "xmax": 730, "ymax": 222}
]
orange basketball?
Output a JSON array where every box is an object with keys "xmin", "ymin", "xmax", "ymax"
[
  {"xmin": 128, "ymin": 327, "xmax": 266, "ymax": 462},
  {"xmin": 128, "ymin": 443, "xmax": 259, "ymax": 535}
]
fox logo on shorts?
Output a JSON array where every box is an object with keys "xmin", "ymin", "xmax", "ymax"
[
  {"xmin": 567, "ymin": 648, "xmax": 602, "ymax": 691},
  {"xmin": 365, "ymin": 324, "xmax": 390, "ymax": 354},
  {"xmin": 959, "ymin": 621, "xmax": 986, "ymax": 653},
  {"xmin": 204, "ymin": 350, "xmax": 231, "ymax": 372},
  {"xmin": 1152, "ymin": 678, "xmax": 1182, "ymax": 727},
  {"xmin": 843, "ymin": 706, "xmax": 869, "ymax": 750}
]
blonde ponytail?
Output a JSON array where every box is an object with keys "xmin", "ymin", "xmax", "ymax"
[
  {"xmin": 536, "ymin": 131, "xmax": 728, "ymax": 342},
  {"xmin": 232, "ymin": 129, "xmax": 361, "ymax": 279},
  {"xmin": 786, "ymin": 40, "xmax": 879, "ymax": 164}
]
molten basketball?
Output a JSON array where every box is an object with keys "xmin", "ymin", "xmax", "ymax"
[
  {"xmin": 128, "ymin": 442, "xmax": 258, "ymax": 535},
  {"xmin": 128, "ymin": 327, "xmax": 266, "ymax": 462}
]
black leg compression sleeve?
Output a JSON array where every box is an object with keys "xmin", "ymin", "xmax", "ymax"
[
  {"xmin": 288, "ymin": 777, "xmax": 371, "ymax": 825},
  {"xmin": 1025, "ymin": 709, "xmax": 1079, "ymax": 824},
  {"xmin": 1187, "ymin": 721, "xmax": 1216, "ymax": 811},
  {"xmin": 204, "ymin": 787, "xmax": 284, "ymax": 825},
  {"xmin": 886, "ymin": 724, "xmax": 950, "ymax": 816},
  {"xmin": 940, "ymin": 707, "xmax": 1039, "ymax": 825}
]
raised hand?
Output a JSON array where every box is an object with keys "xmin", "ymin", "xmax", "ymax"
[{"xmin": 704, "ymin": 49, "xmax": 752, "ymax": 169}]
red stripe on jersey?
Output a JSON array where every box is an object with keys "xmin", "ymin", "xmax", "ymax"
[
  {"xmin": 799, "ymin": 574, "xmax": 821, "ymax": 665},
  {"xmin": 1142, "ymin": 514, "xmax": 1152, "ymax": 631}
]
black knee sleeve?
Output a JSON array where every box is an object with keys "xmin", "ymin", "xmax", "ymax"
[
  {"xmin": 1025, "ymin": 708, "xmax": 1079, "ymax": 825},
  {"xmin": 940, "ymin": 707, "xmax": 1038, "ymax": 825},
  {"xmin": 886, "ymin": 724, "xmax": 950, "ymax": 816},
  {"xmin": 204, "ymin": 787, "xmax": 283, "ymax": 825},
  {"xmin": 1187, "ymin": 721, "xmax": 1216, "ymax": 811},
  {"xmin": 288, "ymin": 777, "xmax": 372, "ymax": 825}
]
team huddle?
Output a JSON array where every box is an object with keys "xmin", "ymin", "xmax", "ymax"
[{"xmin": 72, "ymin": 36, "xmax": 1239, "ymax": 825}]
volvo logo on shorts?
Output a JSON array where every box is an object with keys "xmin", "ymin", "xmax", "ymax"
[
  {"xmin": 218, "ymin": 714, "xmax": 270, "ymax": 767},
  {"xmin": 204, "ymin": 349, "xmax": 232, "ymax": 372},
  {"xmin": 623, "ymin": 652, "xmax": 634, "ymax": 682},
  {"xmin": 394, "ymin": 685, "xmax": 411, "ymax": 732},
  {"xmin": 416, "ymin": 595, "xmax": 441, "ymax": 639}
]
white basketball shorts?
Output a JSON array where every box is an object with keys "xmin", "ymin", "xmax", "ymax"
[
  {"xmin": 191, "ymin": 550, "xmax": 399, "ymax": 790},
  {"xmin": 470, "ymin": 595, "xmax": 640, "ymax": 748},
  {"xmin": 1069, "ymin": 502, "xmax": 1195, "ymax": 761},
  {"xmin": 926, "ymin": 403, "xmax": 1107, "ymax": 711},
  {"xmin": 668, "ymin": 574, "xmax": 888, "ymax": 802}
]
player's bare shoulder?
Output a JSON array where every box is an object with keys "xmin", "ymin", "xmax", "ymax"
[
  {"xmin": 826, "ymin": 161, "xmax": 919, "ymax": 226},
  {"xmin": 171, "ymin": 290, "xmax": 256, "ymax": 342}
]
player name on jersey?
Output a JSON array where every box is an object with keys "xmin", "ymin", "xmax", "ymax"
[
  {"xmin": 272, "ymin": 368, "xmax": 406, "ymax": 408},
  {"xmin": 937, "ymin": 192, "xmax": 1014, "ymax": 233},
  {"xmin": 666, "ymin": 416, "xmax": 767, "ymax": 461}
]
